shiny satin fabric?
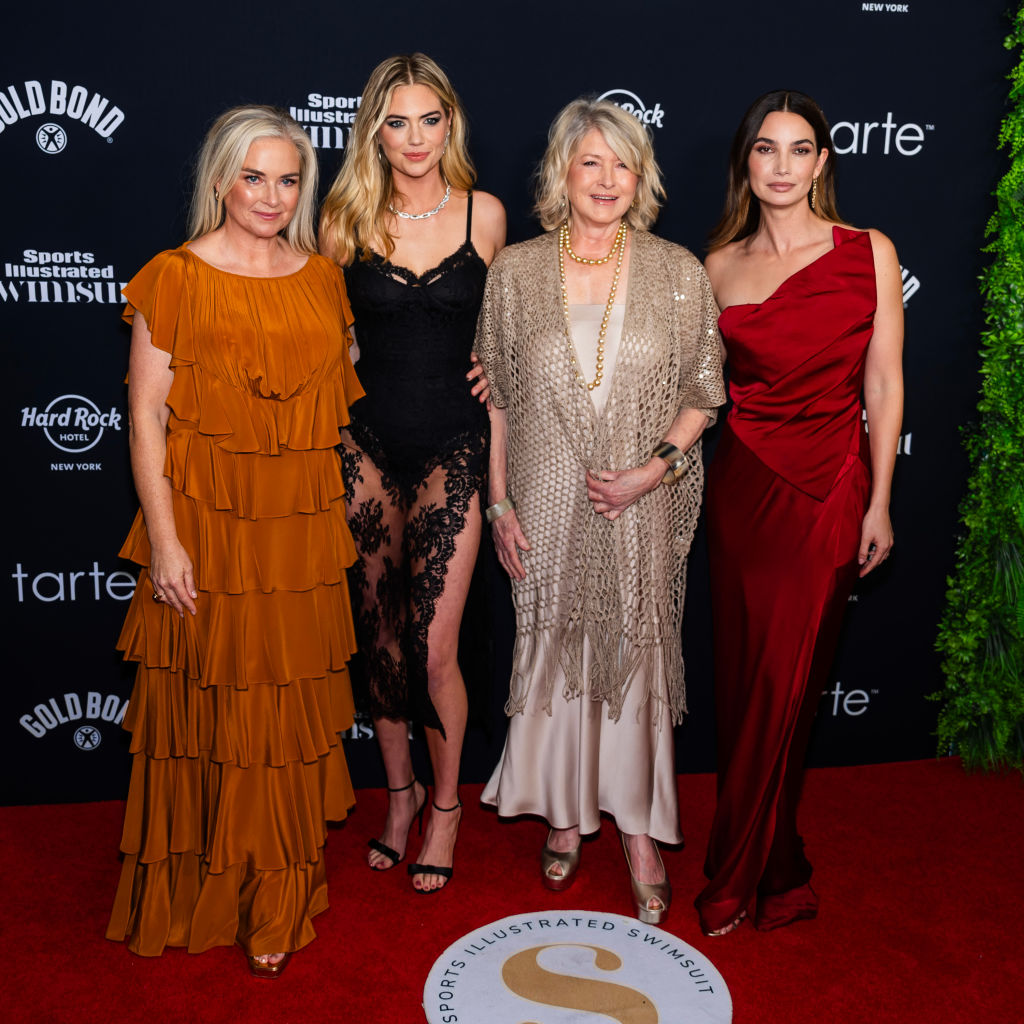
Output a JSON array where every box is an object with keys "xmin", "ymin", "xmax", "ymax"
[
  {"xmin": 696, "ymin": 228, "xmax": 875, "ymax": 933},
  {"xmin": 482, "ymin": 635, "xmax": 684, "ymax": 846},
  {"xmin": 107, "ymin": 249, "xmax": 362, "ymax": 957}
]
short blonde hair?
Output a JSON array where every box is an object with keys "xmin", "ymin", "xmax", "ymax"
[
  {"xmin": 320, "ymin": 53, "xmax": 476, "ymax": 266},
  {"xmin": 189, "ymin": 105, "xmax": 318, "ymax": 253},
  {"xmin": 534, "ymin": 98, "xmax": 665, "ymax": 231}
]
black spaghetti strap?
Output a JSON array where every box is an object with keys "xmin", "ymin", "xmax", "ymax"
[{"xmin": 465, "ymin": 190, "xmax": 474, "ymax": 243}]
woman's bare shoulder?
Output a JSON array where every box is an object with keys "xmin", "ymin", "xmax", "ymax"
[{"xmin": 703, "ymin": 240, "xmax": 746, "ymax": 286}]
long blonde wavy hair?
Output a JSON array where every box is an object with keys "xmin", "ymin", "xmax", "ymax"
[{"xmin": 320, "ymin": 53, "xmax": 476, "ymax": 266}]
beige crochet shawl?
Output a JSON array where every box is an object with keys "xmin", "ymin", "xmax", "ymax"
[{"xmin": 475, "ymin": 229, "xmax": 726, "ymax": 724}]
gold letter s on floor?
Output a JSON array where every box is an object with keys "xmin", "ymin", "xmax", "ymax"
[{"xmin": 501, "ymin": 944, "xmax": 658, "ymax": 1023}]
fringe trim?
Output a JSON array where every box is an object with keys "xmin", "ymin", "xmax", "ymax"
[{"xmin": 504, "ymin": 621, "xmax": 687, "ymax": 727}]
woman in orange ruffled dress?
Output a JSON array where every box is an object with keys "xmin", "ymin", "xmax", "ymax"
[{"xmin": 106, "ymin": 106, "xmax": 363, "ymax": 978}]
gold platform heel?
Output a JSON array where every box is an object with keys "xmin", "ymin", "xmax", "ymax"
[
  {"xmin": 620, "ymin": 833, "xmax": 670, "ymax": 925},
  {"xmin": 246, "ymin": 951, "xmax": 291, "ymax": 979},
  {"xmin": 541, "ymin": 830, "xmax": 582, "ymax": 891}
]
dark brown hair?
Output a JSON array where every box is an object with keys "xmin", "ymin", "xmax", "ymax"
[{"xmin": 708, "ymin": 89, "xmax": 844, "ymax": 251}]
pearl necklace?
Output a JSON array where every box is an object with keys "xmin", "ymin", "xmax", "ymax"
[
  {"xmin": 388, "ymin": 182, "xmax": 451, "ymax": 220},
  {"xmin": 562, "ymin": 220, "xmax": 627, "ymax": 265},
  {"xmin": 558, "ymin": 222, "xmax": 627, "ymax": 392}
]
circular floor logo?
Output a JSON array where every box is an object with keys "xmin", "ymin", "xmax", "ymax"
[
  {"xmin": 424, "ymin": 910, "xmax": 731, "ymax": 1023},
  {"xmin": 36, "ymin": 123, "xmax": 68, "ymax": 154}
]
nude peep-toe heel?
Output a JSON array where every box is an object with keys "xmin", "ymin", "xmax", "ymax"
[
  {"xmin": 620, "ymin": 833, "xmax": 671, "ymax": 925},
  {"xmin": 541, "ymin": 830, "xmax": 582, "ymax": 892},
  {"xmin": 367, "ymin": 778, "xmax": 426, "ymax": 870}
]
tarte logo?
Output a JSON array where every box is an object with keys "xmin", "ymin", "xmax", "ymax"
[
  {"xmin": 830, "ymin": 114, "xmax": 932, "ymax": 156},
  {"xmin": 11, "ymin": 561, "xmax": 137, "ymax": 603}
]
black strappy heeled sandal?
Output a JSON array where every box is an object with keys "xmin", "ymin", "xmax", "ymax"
[
  {"xmin": 407, "ymin": 799, "xmax": 462, "ymax": 892},
  {"xmin": 367, "ymin": 778, "xmax": 426, "ymax": 870}
]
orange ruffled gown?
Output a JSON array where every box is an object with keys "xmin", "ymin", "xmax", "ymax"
[{"xmin": 106, "ymin": 248, "xmax": 364, "ymax": 958}]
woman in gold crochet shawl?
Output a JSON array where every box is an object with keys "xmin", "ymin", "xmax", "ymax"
[{"xmin": 476, "ymin": 98, "xmax": 725, "ymax": 923}]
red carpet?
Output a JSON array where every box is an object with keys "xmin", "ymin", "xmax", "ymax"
[{"xmin": 3, "ymin": 758, "xmax": 1021, "ymax": 1023}]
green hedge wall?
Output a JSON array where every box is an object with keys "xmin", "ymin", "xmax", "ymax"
[{"xmin": 934, "ymin": 5, "xmax": 1024, "ymax": 772}]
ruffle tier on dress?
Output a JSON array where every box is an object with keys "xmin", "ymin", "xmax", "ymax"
[{"xmin": 106, "ymin": 249, "xmax": 364, "ymax": 957}]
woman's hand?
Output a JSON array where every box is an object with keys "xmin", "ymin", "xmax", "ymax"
[
  {"xmin": 491, "ymin": 508, "xmax": 531, "ymax": 580},
  {"xmin": 858, "ymin": 505, "xmax": 894, "ymax": 577},
  {"xmin": 467, "ymin": 352, "xmax": 491, "ymax": 408},
  {"xmin": 149, "ymin": 538, "xmax": 198, "ymax": 616},
  {"xmin": 586, "ymin": 462, "xmax": 664, "ymax": 521}
]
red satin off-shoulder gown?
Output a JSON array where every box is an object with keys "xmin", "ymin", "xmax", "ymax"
[{"xmin": 696, "ymin": 226, "xmax": 876, "ymax": 934}]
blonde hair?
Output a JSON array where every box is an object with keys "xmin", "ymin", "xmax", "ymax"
[
  {"xmin": 534, "ymin": 98, "xmax": 665, "ymax": 232},
  {"xmin": 320, "ymin": 53, "xmax": 476, "ymax": 266},
  {"xmin": 189, "ymin": 105, "xmax": 318, "ymax": 253}
]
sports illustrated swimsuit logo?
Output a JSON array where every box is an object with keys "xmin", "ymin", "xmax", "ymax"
[
  {"xmin": 19, "ymin": 691, "xmax": 129, "ymax": 748},
  {"xmin": 598, "ymin": 89, "xmax": 666, "ymax": 128},
  {"xmin": 0, "ymin": 80, "xmax": 125, "ymax": 148},
  {"xmin": 1, "ymin": 246, "xmax": 127, "ymax": 305},
  {"xmin": 830, "ymin": 114, "xmax": 933, "ymax": 156},
  {"xmin": 289, "ymin": 91, "xmax": 362, "ymax": 149},
  {"xmin": 424, "ymin": 911, "xmax": 731, "ymax": 1024}
]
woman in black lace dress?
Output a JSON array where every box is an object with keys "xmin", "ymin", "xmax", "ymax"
[{"xmin": 320, "ymin": 53, "xmax": 505, "ymax": 892}]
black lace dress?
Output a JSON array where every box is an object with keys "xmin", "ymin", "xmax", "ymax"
[{"xmin": 339, "ymin": 194, "xmax": 488, "ymax": 732}]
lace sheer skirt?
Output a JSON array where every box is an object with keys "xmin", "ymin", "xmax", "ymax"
[{"xmin": 338, "ymin": 420, "xmax": 487, "ymax": 733}]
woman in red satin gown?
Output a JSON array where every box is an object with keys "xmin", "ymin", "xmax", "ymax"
[{"xmin": 695, "ymin": 90, "xmax": 904, "ymax": 936}]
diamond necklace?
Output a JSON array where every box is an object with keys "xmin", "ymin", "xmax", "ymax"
[{"xmin": 388, "ymin": 182, "xmax": 452, "ymax": 220}]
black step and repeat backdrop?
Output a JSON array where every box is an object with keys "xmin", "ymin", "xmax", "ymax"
[{"xmin": 3, "ymin": 1, "xmax": 1012, "ymax": 804}]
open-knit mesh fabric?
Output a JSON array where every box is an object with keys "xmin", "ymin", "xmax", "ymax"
[{"xmin": 475, "ymin": 230, "xmax": 725, "ymax": 724}]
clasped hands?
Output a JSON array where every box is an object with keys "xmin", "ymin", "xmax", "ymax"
[
  {"xmin": 492, "ymin": 460, "xmax": 665, "ymax": 581},
  {"xmin": 585, "ymin": 460, "xmax": 666, "ymax": 521}
]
